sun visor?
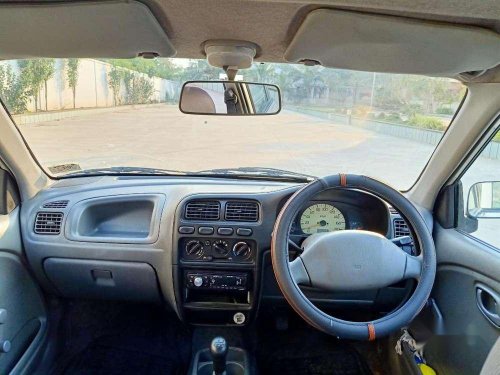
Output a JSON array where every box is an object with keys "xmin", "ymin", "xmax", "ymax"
[
  {"xmin": 0, "ymin": 1, "xmax": 175, "ymax": 59},
  {"xmin": 285, "ymin": 9, "xmax": 500, "ymax": 76}
]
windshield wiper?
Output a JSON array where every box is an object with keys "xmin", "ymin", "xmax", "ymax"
[
  {"xmin": 194, "ymin": 167, "xmax": 316, "ymax": 182},
  {"xmin": 63, "ymin": 166, "xmax": 189, "ymax": 177},
  {"xmin": 62, "ymin": 166, "xmax": 315, "ymax": 182}
]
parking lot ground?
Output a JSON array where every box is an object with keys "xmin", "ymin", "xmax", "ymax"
[{"xmin": 18, "ymin": 104, "xmax": 439, "ymax": 189}]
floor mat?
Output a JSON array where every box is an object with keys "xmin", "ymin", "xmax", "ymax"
[
  {"xmin": 256, "ymin": 323, "xmax": 372, "ymax": 375},
  {"xmin": 50, "ymin": 300, "xmax": 191, "ymax": 375}
]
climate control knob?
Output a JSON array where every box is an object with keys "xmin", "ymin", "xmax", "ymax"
[
  {"xmin": 185, "ymin": 240, "xmax": 204, "ymax": 257},
  {"xmin": 213, "ymin": 240, "xmax": 229, "ymax": 256},
  {"xmin": 232, "ymin": 242, "xmax": 252, "ymax": 259}
]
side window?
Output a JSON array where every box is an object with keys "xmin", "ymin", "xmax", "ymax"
[{"xmin": 457, "ymin": 128, "xmax": 500, "ymax": 249}]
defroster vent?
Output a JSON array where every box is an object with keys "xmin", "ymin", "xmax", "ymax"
[
  {"xmin": 43, "ymin": 200, "xmax": 69, "ymax": 209},
  {"xmin": 34, "ymin": 212, "xmax": 63, "ymax": 234},
  {"xmin": 185, "ymin": 201, "xmax": 220, "ymax": 221},
  {"xmin": 225, "ymin": 201, "xmax": 259, "ymax": 222}
]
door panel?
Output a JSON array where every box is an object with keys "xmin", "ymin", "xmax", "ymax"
[
  {"xmin": 0, "ymin": 207, "xmax": 47, "ymax": 374},
  {"xmin": 428, "ymin": 224, "xmax": 500, "ymax": 375}
]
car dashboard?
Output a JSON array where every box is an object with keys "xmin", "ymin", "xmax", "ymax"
[{"xmin": 21, "ymin": 175, "xmax": 416, "ymax": 326}]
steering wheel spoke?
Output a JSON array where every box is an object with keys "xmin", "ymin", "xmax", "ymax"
[
  {"xmin": 403, "ymin": 254, "xmax": 423, "ymax": 280},
  {"xmin": 289, "ymin": 257, "xmax": 311, "ymax": 286}
]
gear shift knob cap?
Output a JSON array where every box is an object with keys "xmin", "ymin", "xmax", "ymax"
[{"xmin": 210, "ymin": 337, "xmax": 228, "ymax": 375}]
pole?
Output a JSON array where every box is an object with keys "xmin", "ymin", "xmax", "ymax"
[{"xmin": 370, "ymin": 72, "xmax": 376, "ymax": 108}]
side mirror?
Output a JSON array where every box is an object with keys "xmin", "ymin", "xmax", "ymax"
[
  {"xmin": 467, "ymin": 181, "xmax": 500, "ymax": 219},
  {"xmin": 179, "ymin": 81, "xmax": 281, "ymax": 116}
]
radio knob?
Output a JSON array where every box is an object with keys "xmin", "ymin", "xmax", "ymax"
[
  {"xmin": 213, "ymin": 240, "xmax": 229, "ymax": 256},
  {"xmin": 233, "ymin": 242, "xmax": 251, "ymax": 259},
  {"xmin": 193, "ymin": 276, "xmax": 203, "ymax": 287},
  {"xmin": 185, "ymin": 240, "xmax": 203, "ymax": 257}
]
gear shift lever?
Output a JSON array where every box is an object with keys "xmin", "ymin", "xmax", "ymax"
[{"xmin": 210, "ymin": 337, "xmax": 228, "ymax": 375}]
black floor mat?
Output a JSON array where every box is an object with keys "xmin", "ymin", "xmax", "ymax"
[
  {"xmin": 50, "ymin": 300, "xmax": 191, "ymax": 375},
  {"xmin": 256, "ymin": 323, "xmax": 372, "ymax": 375}
]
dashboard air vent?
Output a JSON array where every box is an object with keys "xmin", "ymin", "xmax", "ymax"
[
  {"xmin": 225, "ymin": 201, "xmax": 259, "ymax": 222},
  {"xmin": 185, "ymin": 201, "xmax": 220, "ymax": 221},
  {"xmin": 394, "ymin": 218, "xmax": 411, "ymax": 238},
  {"xmin": 43, "ymin": 200, "xmax": 69, "ymax": 209},
  {"xmin": 34, "ymin": 212, "xmax": 63, "ymax": 234}
]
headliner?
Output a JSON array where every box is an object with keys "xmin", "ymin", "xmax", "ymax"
[
  {"xmin": 4, "ymin": 0, "xmax": 499, "ymax": 62},
  {"xmin": 144, "ymin": 0, "xmax": 500, "ymax": 62}
]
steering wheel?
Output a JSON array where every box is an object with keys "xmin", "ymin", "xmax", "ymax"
[{"xmin": 271, "ymin": 174, "xmax": 436, "ymax": 341}]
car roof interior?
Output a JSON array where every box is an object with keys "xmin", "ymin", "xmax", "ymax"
[{"xmin": 0, "ymin": 0, "xmax": 499, "ymax": 80}]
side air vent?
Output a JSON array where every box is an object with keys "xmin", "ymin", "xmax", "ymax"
[
  {"xmin": 225, "ymin": 201, "xmax": 259, "ymax": 222},
  {"xmin": 393, "ymin": 218, "xmax": 411, "ymax": 238},
  {"xmin": 34, "ymin": 212, "xmax": 63, "ymax": 234},
  {"xmin": 43, "ymin": 200, "xmax": 69, "ymax": 209},
  {"xmin": 185, "ymin": 201, "xmax": 220, "ymax": 221}
]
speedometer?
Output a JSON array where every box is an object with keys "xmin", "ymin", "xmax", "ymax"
[{"xmin": 300, "ymin": 203, "xmax": 346, "ymax": 235}]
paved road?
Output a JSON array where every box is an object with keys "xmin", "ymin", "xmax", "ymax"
[{"xmin": 19, "ymin": 104, "xmax": 437, "ymax": 189}]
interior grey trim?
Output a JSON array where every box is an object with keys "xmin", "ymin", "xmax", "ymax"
[
  {"xmin": 0, "ymin": 1, "xmax": 175, "ymax": 59},
  {"xmin": 0, "ymin": 252, "xmax": 47, "ymax": 375},
  {"xmin": 0, "ymin": 207, "xmax": 22, "ymax": 256},
  {"xmin": 434, "ymin": 224, "xmax": 500, "ymax": 281},
  {"xmin": 285, "ymin": 9, "xmax": 500, "ymax": 75}
]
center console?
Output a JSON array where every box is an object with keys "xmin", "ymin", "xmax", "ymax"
[{"xmin": 173, "ymin": 198, "xmax": 264, "ymax": 326}]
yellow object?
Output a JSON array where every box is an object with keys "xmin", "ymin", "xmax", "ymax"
[{"xmin": 418, "ymin": 363, "xmax": 437, "ymax": 375}]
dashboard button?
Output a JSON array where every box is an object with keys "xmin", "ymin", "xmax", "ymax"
[
  {"xmin": 236, "ymin": 228, "xmax": 252, "ymax": 236},
  {"xmin": 178, "ymin": 226, "xmax": 195, "ymax": 234},
  {"xmin": 217, "ymin": 227, "xmax": 234, "ymax": 235},
  {"xmin": 198, "ymin": 226, "xmax": 214, "ymax": 235}
]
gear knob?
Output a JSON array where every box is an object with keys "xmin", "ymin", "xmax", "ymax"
[{"xmin": 210, "ymin": 337, "xmax": 228, "ymax": 375}]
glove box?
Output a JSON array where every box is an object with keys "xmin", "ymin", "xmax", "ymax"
[{"xmin": 44, "ymin": 258, "xmax": 161, "ymax": 302}]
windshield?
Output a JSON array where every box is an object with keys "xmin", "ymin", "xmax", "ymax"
[{"xmin": 1, "ymin": 58, "xmax": 465, "ymax": 189}]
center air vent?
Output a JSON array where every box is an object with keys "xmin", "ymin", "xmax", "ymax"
[
  {"xmin": 225, "ymin": 201, "xmax": 259, "ymax": 222},
  {"xmin": 34, "ymin": 212, "xmax": 63, "ymax": 234},
  {"xmin": 43, "ymin": 200, "xmax": 69, "ymax": 209},
  {"xmin": 394, "ymin": 218, "xmax": 411, "ymax": 238},
  {"xmin": 185, "ymin": 201, "xmax": 220, "ymax": 221}
]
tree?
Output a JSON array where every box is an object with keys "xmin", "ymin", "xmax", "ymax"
[
  {"xmin": 108, "ymin": 66, "xmax": 122, "ymax": 105},
  {"xmin": 17, "ymin": 60, "xmax": 46, "ymax": 112},
  {"xmin": 0, "ymin": 64, "xmax": 29, "ymax": 114},
  {"xmin": 130, "ymin": 76, "xmax": 154, "ymax": 104},
  {"xmin": 66, "ymin": 59, "xmax": 79, "ymax": 109},
  {"xmin": 121, "ymin": 71, "xmax": 134, "ymax": 104},
  {"xmin": 40, "ymin": 59, "xmax": 55, "ymax": 111}
]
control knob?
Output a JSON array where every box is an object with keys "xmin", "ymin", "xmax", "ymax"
[
  {"xmin": 193, "ymin": 276, "xmax": 203, "ymax": 287},
  {"xmin": 233, "ymin": 241, "xmax": 251, "ymax": 259},
  {"xmin": 185, "ymin": 240, "xmax": 204, "ymax": 257},
  {"xmin": 213, "ymin": 240, "xmax": 229, "ymax": 256}
]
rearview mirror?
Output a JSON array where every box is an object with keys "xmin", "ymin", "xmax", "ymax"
[
  {"xmin": 179, "ymin": 81, "xmax": 281, "ymax": 116},
  {"xmin": 467, "ymin": 181, "xmax": 500, "ymax": 219}
]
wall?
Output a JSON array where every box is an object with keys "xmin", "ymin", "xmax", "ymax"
[
  {"xmin": 289, "ymin": 107, "xmax": 500, "ymax": 161},
  {"xmin": 2, "ymin": 59, "xmax": 180, "ymax": 113}
]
